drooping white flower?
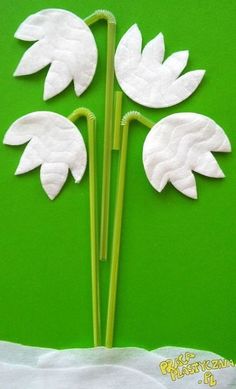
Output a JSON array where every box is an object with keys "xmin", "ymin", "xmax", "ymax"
[
  {"xmin": 115, "ymin": 25, "xmax": 205, "ymax": 108},
  {"xmin": 4, "ymin": 111, "xmax": 87, "ymax": 199},
  {"xmin": 14, "ymin": 9, "xmax": 98, "ymax": 100},
  {"xmin": 143, "ymin": 113, "xmax": 231, "ymax": 198}
]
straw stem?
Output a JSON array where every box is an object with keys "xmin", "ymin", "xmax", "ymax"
[
  {"xmin": 68, "ymin": 108, "xmax": 101, "ymax": 347},
  {"xmin": 113, "ymin": 91, "xmax": 123, "ymax": 150},
  {"xmin": 105, "ymin": 111, "xmax": 154, "ymax": 347},
  {"xmin": 85, "ymin": 10, "xmax": 116, "ymax": 261}
]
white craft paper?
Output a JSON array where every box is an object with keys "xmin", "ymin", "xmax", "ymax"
[
  {"xmin": 14, "ymin": 9, "xmax": 98, "ymax": 100},
  {"xmin": 142, "ymin": 113, "xmax": 231, "ymax": 199},
  {"xmin": 3, "ymin": 111, "xmax": 87, "ymax": 200},
  {"xmin": 115, "ymin": 24, "xmax": 205, "ymax": 108},
  {"xmin": 0, "ymin": 342, "xmax": 234, "ymax": 388}
]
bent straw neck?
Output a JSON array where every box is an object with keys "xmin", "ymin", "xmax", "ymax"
[
  {"xmin": 121, "ymin": 111, "xmax": 155, "ymax": 130},
  {"xmin": 85, "ymin": 10, "xmax": 116, "ymax": 26},
  {"xmin": 116, "ymin": 111, "xmax": 155, "ymax": 152},
  {"xmin": 68, "ymin": 107, "xmax": 96, "ymax": 125}
]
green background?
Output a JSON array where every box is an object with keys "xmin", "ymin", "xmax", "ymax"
[{"xmin": 0, "ymin": 0, "xmax": 235, "ymax": 360}]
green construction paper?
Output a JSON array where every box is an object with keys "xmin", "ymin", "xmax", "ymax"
[{"xmin": 0, "ymin": 0, "xmax": 235, "ymax": 361}]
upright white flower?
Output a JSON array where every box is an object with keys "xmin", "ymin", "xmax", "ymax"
[
  {"xmin": 143, "ymin": 113, "xmax": 231, "ymax": 198},
  {"xmin": 14, "ymin": 9, "xmax": 98, "ymax": 100},
  {"xmin": 115, "ymin": 24, "xmax": 205, "ymax": 108},
  {"xmin": 4, "ymin": 112, "xmax": 87, "ymax": 199}
]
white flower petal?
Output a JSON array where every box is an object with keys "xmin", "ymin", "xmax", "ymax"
[
  {"xmin": 143, "ymin": 113, "xmax": 231, "ymax": 198},
  {"xmin": 170, "ymin": 169, "xmax": 198, "ymax": 199},
  {"xmin": 162, "ymin": 50, "xmax": 189, "ymax": 81},
  {"xmin": 15, "ymin": 139, "xmax": 43, "ymax": 174},
  {"xmin": 3, "ymin": 114, "xmax": 38, "ymax": 145},
  {"xmin": 70, "ymin": 157, "xmax": 87, "ymax": 183},
  {"xmin": 142, "ymin": 33, "xmax": 165, "ymax": 64},
  {"xmin": 164, "ymin": 69, "xmax": 205, "ymax": 106},
  {"xmin": 44, "ymin": 61, "xmax": 73, "ymax": 100},
  {"xmin": 14, "ymin": 9, "xmax": 98, "ymax": 99},
  {"xmin": 40, "ymin": 162, "xmax": 68, "ymax": 200},
  {"xmin": 194, "ymin": 151, "xmax": 225, "ymax": 178},
  {"xmin": 14, "ymin": 41, "xmax": 51, "ymax": 76},
  {"xmin": 114, "ymin": 24, "xmax": 142, "ymax": 74},
  {"xmin": 14, "ymin": 13, "xmax": 46, "ymax": 41}
]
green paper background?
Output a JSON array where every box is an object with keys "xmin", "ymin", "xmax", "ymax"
[{"xmin": 0, "ymin": 0, "xmax": 235, "ymax": 360}]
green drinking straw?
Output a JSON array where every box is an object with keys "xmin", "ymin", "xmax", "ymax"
[
  {"xmin": 106, "ymin": 111, "xmax": 155, "ymax": 348},
  {"xmin": 68, "ymin": 108, "xmax": 101, "ymax": 347},
  {"xmin": 85, "ymin": 10, "xmax": 116, "ymax": 261},
  {"xmin": 113, "ymin": 91, "xmax": 123, "ymax": 151}
]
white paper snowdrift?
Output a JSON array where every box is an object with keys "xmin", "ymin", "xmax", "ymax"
[{"xmin": 0, "ymin": 342, "xmax": 235, "ymax": 388}]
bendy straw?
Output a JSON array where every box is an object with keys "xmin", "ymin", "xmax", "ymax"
[
  {"xmin": 85, "ymin": 10, "xmax": 116, "ymax": 261},
  {"xmin": 69, "ymin": 108, "xmax": 101, "ymax": 347},
  {"xmin": 106, "ymin": 111, "xmax": 154, "ymax": 347}
]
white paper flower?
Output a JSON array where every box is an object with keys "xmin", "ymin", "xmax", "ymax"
[
  {"xmin": 0, "ymin": 342, "xmax": 234, "ymax": 388},
  {"xmin": 3, "ymin": 112, "xmax": 87, "ymax": 199},
  {"xmin": 115, "ymin": 24, "xmax": 205, "ymax": 108},
  {"xmin": 14, "ymin": 9, "xmax": 98, "ymax": 100},
  {"xmin": 143, "ymin": 113, "xmax": 231, "ymax": 199}
]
